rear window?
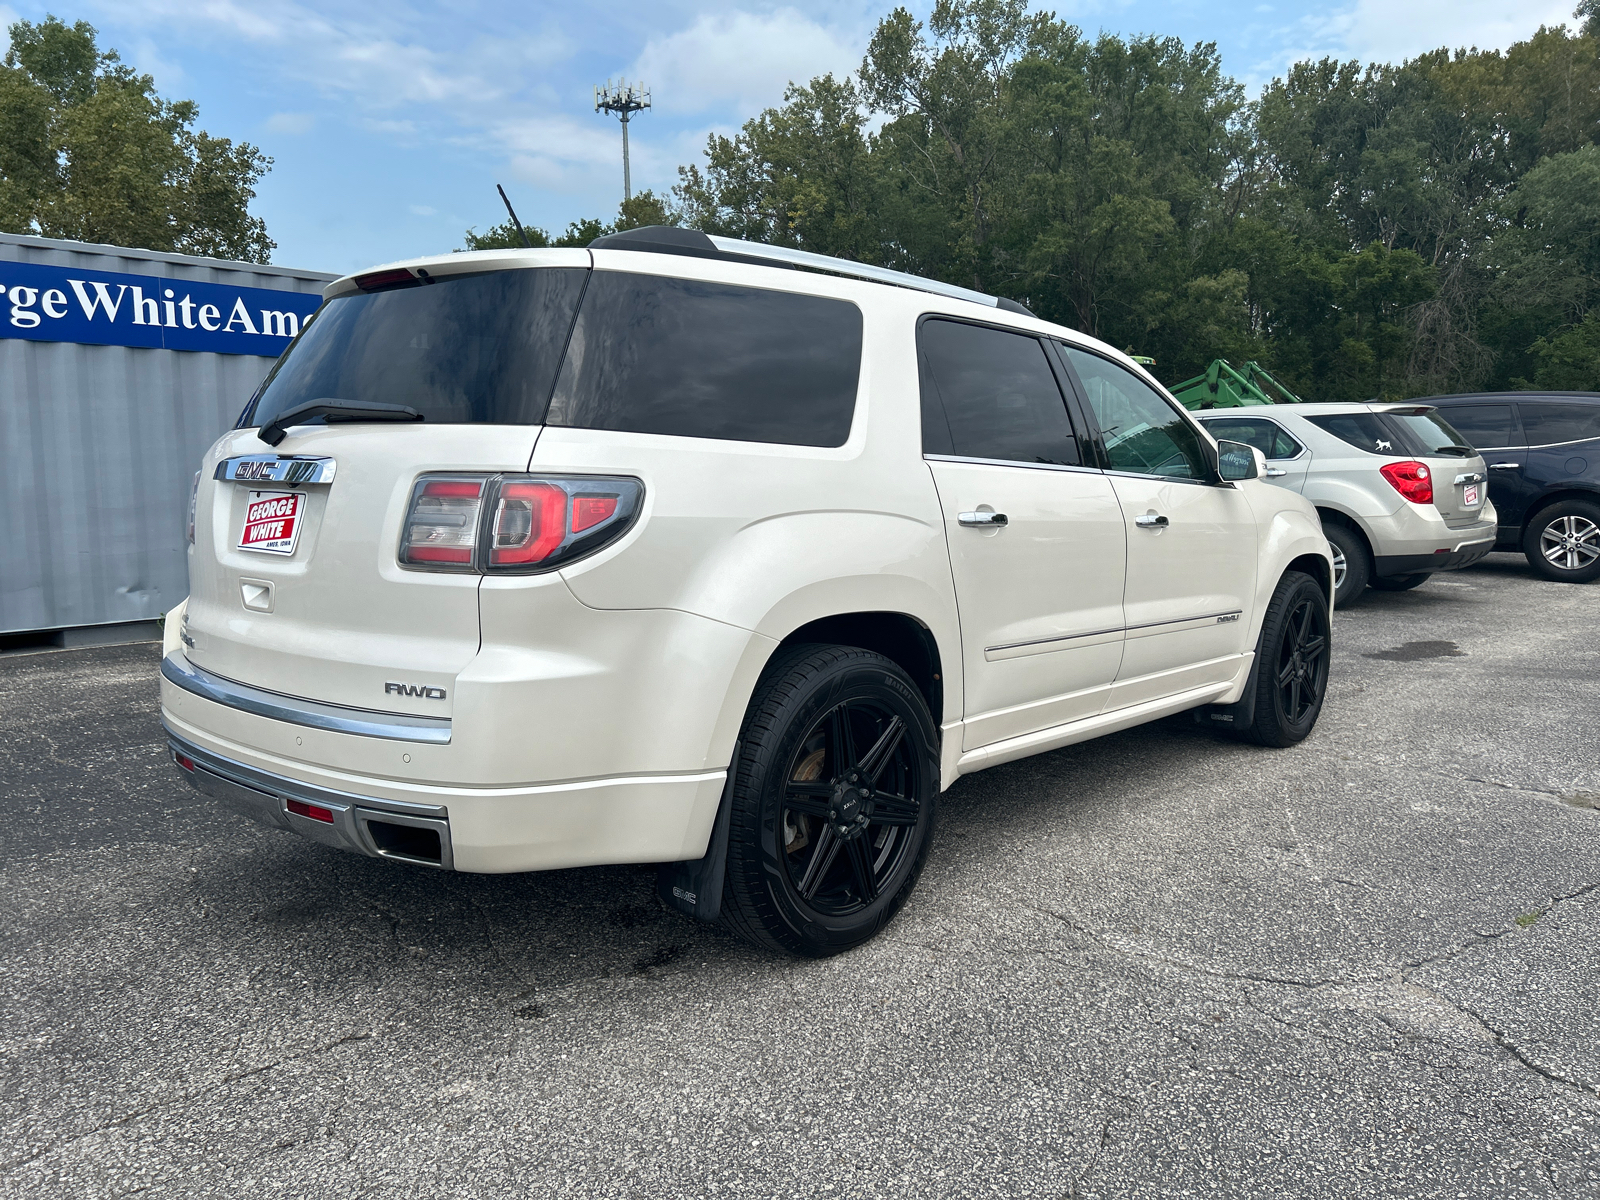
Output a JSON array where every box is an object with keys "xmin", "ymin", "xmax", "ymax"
[
  {"xmin": 546, "ymin": 273, "xmax": 862, "ymax": 447},
  {"xmin": 1306, "ymin": 410, "xmax": 1474, "ymax": 458},
  {"xmin": 246, "ymin": 268, "xmax": 588, "ymax": 428},
  {"xmin": 1384, "ymin": 409, "xmax": 1476, "ymax": 457},
  {"xmin": 1520, "ymin": 402, "xmax": 1600, "ymax": 446}
]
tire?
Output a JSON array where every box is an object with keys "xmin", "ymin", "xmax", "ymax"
[
  {"xmin": 1234, "ymin": 571, "xmax": 1331, "ymax": 748},
  {"xmin": 1370, "ymin": 572, "xmax": 1432, "ymax": 592},
  {"xmin": 1322, "ymin": 520, "xmax": 1371, "ymax": 608},
  {"xmin": 1522, "ymin": 499, "xmax": 1600, "ymax": 583},
  {"xmin": 719, "ymin": 644, "xmax": 940, "ymax": 957}
]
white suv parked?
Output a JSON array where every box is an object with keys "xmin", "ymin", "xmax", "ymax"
[
  {"xmin": 1194, "ymin": 404, "xmax": 1496, "ymax": 607},
  {"xmin": 161, "ymin": 226, "xmax": 1333, "ymax": 956}
]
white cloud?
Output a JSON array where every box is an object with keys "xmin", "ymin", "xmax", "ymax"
[
  {"xmin": 1338, "ymin": 0, "xmax": 1573, "ymax": 60},
  {"xmin": 631, "ymin": 8, "xmax": 866, "ymax": 116},
  {"xmin": 263, "ymin": 111, "xmax": 315, "ymax": 135},
  {"xmin": 409, "ymin": 204, "xmax": 438, "ymax": 217}
]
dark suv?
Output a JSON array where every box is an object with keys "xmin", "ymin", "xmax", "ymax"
[{"xmin": 1425, "ymin": 392, "xmax": 1600, "ymax": 583}]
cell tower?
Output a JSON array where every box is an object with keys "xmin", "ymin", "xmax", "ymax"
[{"xmin": 594, "ymin": 79, "xmax": 651, "ymax": 201}]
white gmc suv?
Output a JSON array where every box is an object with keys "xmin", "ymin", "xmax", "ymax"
[{"xmin": 161, "ymin": 226, "xmax": 1334, "ymax": 956}]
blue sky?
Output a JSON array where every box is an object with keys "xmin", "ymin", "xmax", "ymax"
[{"xmin": 1, "ymin": 0, "xmax": 1577, "ymax": 274}]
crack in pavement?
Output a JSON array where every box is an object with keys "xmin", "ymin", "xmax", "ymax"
[{"xmin": 0, "ymin": 1030, "xmax": 375, "ymax": 1177}]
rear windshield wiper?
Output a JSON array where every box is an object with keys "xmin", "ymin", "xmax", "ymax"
[
  {"xmin": 1433, "ymin": 444, "xmax": 1476, "ymax": 457},
  {"xmin": 258, "ymin": 398, "xmax": 423, "ymax": 446}
]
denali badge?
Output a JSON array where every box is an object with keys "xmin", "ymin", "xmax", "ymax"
[
  {"xmin": 1216, "ymin": 613, "xmax": 1240, "ymax": 623},
  {"xmin": 386, "ymin": 682, "xmax": 447, "ymax": 700}
]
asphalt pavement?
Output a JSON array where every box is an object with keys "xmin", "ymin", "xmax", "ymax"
[{"xmin": 3, "ymin": 553, "xmax": 1599, "ymax": 1199}]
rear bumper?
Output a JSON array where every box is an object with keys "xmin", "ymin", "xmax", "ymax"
[
  {"xmin": 1373, "ymin": 536, "xmax": 1496, "ymax": 578},
  {"xmin": 161, "ymin": 709, "xmax": 727, "ymax": 873},
  {"xmin": 169, "ymin": 729, "xmax": 456, "ymax": 868}
]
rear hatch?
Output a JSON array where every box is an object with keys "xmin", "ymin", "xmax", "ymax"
[
  {"xmin": 1376, "ymin": 405, "xmax": 1490, "ymax": 528},
  {"xmin": 182, "ymin": 252, "xmax": 591, "ymax": 716}
]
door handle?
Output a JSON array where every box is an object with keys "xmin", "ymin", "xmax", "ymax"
[
  {"xmin": 1135, "ymin": 514, "xmax": 1169, "ymax": 528},
  {"xmin": 958, "ymin": 511, "xmax": 1008, "ymax": 527},
  {"xmin": 1264, "ymin": 467, "xmax": 1288, "ymax": 478},
  {"xmin": 1488, "ymin": 462, "xmax": 1521, "ymax": 470},
  {"xmin": 1453, "ymin": 472, "xmax": 1485, "ymax": 485}
]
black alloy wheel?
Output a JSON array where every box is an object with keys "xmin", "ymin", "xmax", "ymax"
[
  {"xmin": 1523, "ymin": 499, "xmax": 1600, "ymax": 583},
  {"xmin": 719, "ymin": 645, "xmax": 939, "ymax": 957},
  {"xmin": 1235, "ymin": 571, "xmax": 1330, "ymax": 747}
]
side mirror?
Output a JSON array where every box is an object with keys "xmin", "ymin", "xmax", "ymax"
[{"xmin": 1217, "ymin": 440, "xmax": 1264, "ymax": 482}]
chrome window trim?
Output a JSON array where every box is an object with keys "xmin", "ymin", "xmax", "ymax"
[
  {"xmin": 986, "ymin": 610, "xmax": 1242, "ymax": 655},
  {"xmin": 923, "ymin": 453, "xmax": 1102, "ymax": 476},
  {"xmin": 1520, "ymin": 435, "xmax": 1600, "ymax": 450},
  {"xmin": 1101, "ymin": 467, "xmax": 1219, "ymax": 488},
  {"xmin": 161, "ymin": 652, "xmax": 452, "ymax": 744}
]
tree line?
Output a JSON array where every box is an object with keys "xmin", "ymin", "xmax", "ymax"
[
  {"xmin": 495, "ymin": 0, "xmax": 1600, "ymax": 399},
  {"xmin": 8, "ymin": 7, "xmax": 1598, "ymax": 399},
  {"xmin": 662, "ymin": 0, "xmax": 1600, "ymax": 398}
]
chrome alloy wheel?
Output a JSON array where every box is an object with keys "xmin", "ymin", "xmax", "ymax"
[
  {"xmin": 1330, "ymin": 543, "xmax": 1347, "ymax": 592},
  {"xmin": 1540, "ymin": 515, "xmax": 1600, "ymax": 572}
]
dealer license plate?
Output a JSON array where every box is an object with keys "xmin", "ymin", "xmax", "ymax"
[
  {"xmin": 1463, "ymin": 484, "xmax": 1481, "ymax": 506},
  {"xmin": 239, "ymin": 490, "xmax": 304, "ymax": 555}
]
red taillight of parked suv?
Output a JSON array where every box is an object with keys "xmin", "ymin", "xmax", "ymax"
[
  {"xmin": 399, "ymin": 474, "xmax": 642, "ymax": 574},
  {"xmin": 1379, "ymin": 460, "xmax": 1433, "ymax": 505}
]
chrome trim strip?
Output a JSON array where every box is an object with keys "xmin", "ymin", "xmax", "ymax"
[
  {"xmin": 705, "ymin": 236, "xmax": 1000, "ymax": 308},
  {"xmin": 214, "ymin": 454, "xmax": 337, "ymax": 484},
  {"xmin": 986, "ymin": 611, "xmax": 1243, "ymax": 655},
  {"xmin": 161, "ymin": 652, "xmax": 452, "ymax": 744},
  {"xmin": 987, "ymin": 625, "xmax": 1124, "ymax": 654},
  {"xmin": 923, "ymin": 453, "xmax": 1101, "ymax": 476}
]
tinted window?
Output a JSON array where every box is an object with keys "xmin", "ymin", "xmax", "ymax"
[
  {"xmin": 247, "ymin": 268, "xmax": 587, "ymax": 428},
  {"xmin": 1521, "ymin": 402, "xmax": 1600, "ymax": 446},
  {"xmin": 1064, "ymin": 347, "xmax": 1208, "ymax": 479},
  {"xmin": 547, "ymin": 273, "xmax": 861, "ymax": 447},
  {"xmin": 1198, "ymin": 416, "xmax": 1302, "ymax": 460},
  {"xmin": 1438, "ymin": 403, "xmax": 1516, "ymax": 449},
  {"xmin": 1385, "ymin": 409, "xmax": 1476, "ymax": 457},
  {"xmin": 1307, "ymin": 413, "xmax": 1408, "ymax": 455},
  {"xmin": 918, "ymin": 320, "xmax": 1078, "ymax": 465}
]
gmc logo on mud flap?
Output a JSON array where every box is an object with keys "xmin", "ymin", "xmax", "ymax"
[{"xmin": 385, "ymin": 682, "xmax": 447, "ymax": 700}]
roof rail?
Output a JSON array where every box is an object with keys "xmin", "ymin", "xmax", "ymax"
[{"xmin": 588, "ymin": 225, "xmax": 1033, "ymax": 315}]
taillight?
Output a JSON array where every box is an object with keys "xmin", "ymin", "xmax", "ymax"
[
  {"xmin": 491, "ymin": 481, "xmax": 567, "ymax": 566},
  {"xmin": 1379, "ymin": 460, "xmax": 1433, "ymax": 505},
  {"xmin": 400, "ymin": 474, "xmax": 641, "ymax": 573},
  {"xmin": 400, "ymin": 478, "xmax": 484, "ymax": 568}
]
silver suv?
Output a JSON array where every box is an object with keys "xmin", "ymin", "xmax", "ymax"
[
  {"xmin": 1195, "ymin": 403, "xmax": 1496, "ymax": 607},
  {"xmin": 162, "ymin": 226, "xmax": 1333, "ymax": 956}
]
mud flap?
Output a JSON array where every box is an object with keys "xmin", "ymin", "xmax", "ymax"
[
  {"xmin": 1195, "ymin": 656, "xmax": 1259, "ymax": 732},
  {"xmin": 657, "ymin": 743, "xmax": 738, "ymax": 923}
]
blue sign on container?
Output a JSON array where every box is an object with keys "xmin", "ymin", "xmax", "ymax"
[{"xmin": 0, "ymin": 260, "xmax": 324, "ymax": 357}]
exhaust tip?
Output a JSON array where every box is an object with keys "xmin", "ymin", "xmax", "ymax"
[{"xmin": 364, "ymin": 818, "xmax": 443, "ymax": 866}]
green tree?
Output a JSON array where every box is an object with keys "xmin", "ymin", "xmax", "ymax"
[{"xmin": 1, "ymin": 16, "xmax": 273, "ymax": 261}]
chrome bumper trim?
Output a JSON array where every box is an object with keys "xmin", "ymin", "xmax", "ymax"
[
  {"xmin": 161, "ymin": 652, "xmax": 452, "ymax": 744},
  {"xmin": 165, "ymin": 728, "xmax": 453, "ymax": 870}
]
